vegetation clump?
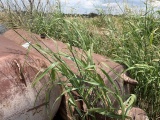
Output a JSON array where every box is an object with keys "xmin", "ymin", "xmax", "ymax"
[{"xmin": 0, "ymin": 0, "xmax": 160, "ymax": 119}]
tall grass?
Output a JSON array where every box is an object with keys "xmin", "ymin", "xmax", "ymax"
[
  {"xmin": 33, "ymin": 39, "xmax": 136, "ymax": 119},
  {"xmin": 90, "ymin": 6, "xmax": 160, "ymax": 119},
  {"xmin": 102, "ymin": 8, "xmax": 160, "ymax": 119},
  {"xmin": 0, "ymin": 0, "xmax": 160, "ymax": 119}
]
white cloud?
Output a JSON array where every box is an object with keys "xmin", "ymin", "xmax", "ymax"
[
  {"xmin": 83, "ymin": 0, "xmax": 102, "ymax": 9},
  {"xmin": 150, "ymin": 0, "xmax": 160, "ymax": 7},
  {"xmin": 61, "ymin": 0, "xmax": 102, "ymax": 8},
  {"xmin": 102, "ymin": 2, "xmax": 124, "ymax": 8},
  {"xmin": 60, "ymin": 0, "xmax": 104, "ymax": 14}
]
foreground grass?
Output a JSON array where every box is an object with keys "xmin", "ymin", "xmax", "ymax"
[{"xmin": 0, "ymin": 1, "xmax": 160, "ymax": 119}]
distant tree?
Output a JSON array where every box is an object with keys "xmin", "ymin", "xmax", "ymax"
[{"xmin": 88, "ymin": 12, "xmax": 98, "ymax": 18}]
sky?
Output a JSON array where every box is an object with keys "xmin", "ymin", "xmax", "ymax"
[
  {"xmin": 1, "ymin": 0, "xmax": 160, "ymax": 14},
  {"xmin": 59, "ymin": 0, "xmax": 160, "ymax": 14}
]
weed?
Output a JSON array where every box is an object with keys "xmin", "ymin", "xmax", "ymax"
[{"xmin": 0, "ymin": 0, "xmax": 160, "ymax": 119}]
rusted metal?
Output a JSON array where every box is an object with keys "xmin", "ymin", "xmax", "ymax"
[
  {"xmin": 0, "ymin": 36, "xmax": 62, "ymax": 120},
  {"xmin": 127, "ymin": 107, "xmax": 149, "ymax": 120},
  {"xmin": 2, "ymin": 29, "xmax": 148, "ymax": 120},
  {"xmin": 13, "ymin": 59, "xmax": 27, "ymax": 86}
]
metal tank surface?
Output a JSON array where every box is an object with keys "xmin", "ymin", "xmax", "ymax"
[
  {"xmin": 2, "ymin": 29, "xmax": 149, "ymax": 120},
  {"xmin": 0, "ymin": 35, "xmax": 62, "ymax": 120}
]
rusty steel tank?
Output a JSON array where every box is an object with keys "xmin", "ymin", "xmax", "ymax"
[{"xmin": 0, "ymin": 35, "xmax": 62, "ymax": 120}]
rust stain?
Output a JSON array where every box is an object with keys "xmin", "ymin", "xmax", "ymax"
[{"xmin": 13, "ymin": 59, "xmax": 27, "ymax": 87}]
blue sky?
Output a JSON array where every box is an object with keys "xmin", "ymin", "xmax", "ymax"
[
  {"xmin": 59, "ymin": 0, "xmax": 160, "ymax": 14},
  {"xmin": 1, "ymin": 0, "xmax": 160, "ymax": 14}
]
